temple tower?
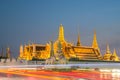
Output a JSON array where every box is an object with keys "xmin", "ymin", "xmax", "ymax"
[
  {"xmin": 54, "ymin": 24, "xmax": 68, "ymax": 58},
  {"xmin": 103, "ymin": 44, "xmax": 112, "ymax": 61},
  {"xmin": 112, "ymin": 49, "xmax": 117, "ymax": 57},
  {"xmin": 58, "ymin": 24, "xmax": 65, "ymax": 41},
  {"xmin": 106, "ymin": 44, "xmax": 111, "ymax": 54},
  {"xmin": 76, "ymin": 33, "xmax": 81, "ymax": 46},
  {"xmin": 110, "ymin": 49, "xmax": 119, "ymax": 61},
  {"xmin": 92, "ymin": 30, "xmax": 100, "ymax": 52}
]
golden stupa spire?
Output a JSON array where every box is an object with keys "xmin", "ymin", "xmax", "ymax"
[
  {"xmin": 77, "ymin": 33, "xmax": 81, "ymax": 46},
  {"xmin": 112, "ymin": 48, "xmax": 117, "ymax": 57},
  {"xmin": 58, "ymin": 24, "xmax": 65, "ymax": 41},
  {"xmin": 110, "ymin": 48, "xmax": 119, "ymax": 61},
  {"xmin": 92, "ymin": 30, "xmax": 100, "ymax": 51},
  {"xmin": 106, "ymin": 44, "xmax": 111, "ymax": 54}
]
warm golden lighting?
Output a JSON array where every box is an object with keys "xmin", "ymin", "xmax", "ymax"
[{"xmin": 18, "ymin": 24, "xmax": 119, "ymax": 61}]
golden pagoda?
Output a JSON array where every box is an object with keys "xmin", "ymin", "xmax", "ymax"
[
  {"xmin": 54, "ymin": 24, "xmax": 68, "ymax": 58},
  {"xmin": 110, "ymin": 49, "xmax": 119, "ymax": 61},
  {"xmin": 103, "ymin": 44, "xmax": 112, "ymax": 61}
]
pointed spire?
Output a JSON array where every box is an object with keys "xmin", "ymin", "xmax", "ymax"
[
  {"xmin": 77, "ymin": 33, "xmax": 81, "ymax": 46},
  {"xmin": 106, "ymin": 44, "xmax": 111, "ymax": 54},
  {"xmin": 6, "ymin": 47, "xmax": 10, "ymax": 58},
  {"xmin": 112, "ymin": 48, "xmax": 117, "ymax": 57},
  {"xmin": 19, "ymin": 45, "xmax": 23, "ymax": 58},
  {"xmin": 92, "ymin": 30, "xmax": 100, "ymax": 51},
  {"xmin": 110, "ymin": 48, "xmax": 119, "ymax": 61},
  {"xmin": 58, "ymin": 24, "xmax": 65, "ymax": 41},
  {"xmin": 20, "ymin": 45, "xmax": 23, "ymax": 53}
]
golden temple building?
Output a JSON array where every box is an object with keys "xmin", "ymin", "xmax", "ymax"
[{"xmin": 18, "ymin": 24, "xmax": 119, "ymax": 61}]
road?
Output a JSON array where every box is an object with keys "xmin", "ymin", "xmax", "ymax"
[{"xmin": 0, "ymin": 67, "xmax": 120, "ymax": 80}]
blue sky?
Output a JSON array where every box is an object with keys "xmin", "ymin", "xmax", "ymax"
[{"xmin": 0, "ymin": 0, "xmax": 120, "ymax": 57}]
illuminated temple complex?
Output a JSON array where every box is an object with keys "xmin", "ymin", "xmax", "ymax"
[{"xmin": 18, "ymin": 24, "xmax": 120, "ymax": 61}]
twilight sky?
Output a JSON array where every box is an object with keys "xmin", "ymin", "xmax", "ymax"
[{"xmin": 0, "ymin": 0, "xmax": 120, "ymax": 57}]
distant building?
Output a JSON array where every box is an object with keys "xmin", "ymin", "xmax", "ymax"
[
  {"xmin": 0, "ymin": 47, "xmax": 12, "ymax": 63},
  {"xmin": 18, "ymin": 24, "xmax": 119, "ymax": 61},
  {"xmin": 0, "ymin": 47, "xmax": 11, "ymax": 59}
]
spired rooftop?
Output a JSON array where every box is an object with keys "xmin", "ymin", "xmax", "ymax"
[{"xmin": 18, "ymin": 24, "xmax": 119, "ymax": 61}]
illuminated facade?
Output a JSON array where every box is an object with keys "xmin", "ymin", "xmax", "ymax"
[
  {"xmin": 19, "ymin": 24, "xmax": 119, "ymax": 61},
  {"xmin": 19, "ymin": 44, "xmax": 50, "ymax": 60}
]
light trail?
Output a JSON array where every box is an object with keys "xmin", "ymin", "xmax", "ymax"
[
  {"xmin": 0, "ymin": 69, "xmax": 71, "ymax": 80},
  {"xmin": 0, "ymin": 67, "xmax": 120, "ymax": 80}
]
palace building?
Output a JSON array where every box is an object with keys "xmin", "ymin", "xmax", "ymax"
[{"xmin": 18, "ymin": 24, "xmax": 119, "ymax": 61}]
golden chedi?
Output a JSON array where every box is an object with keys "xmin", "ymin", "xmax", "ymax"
[
  {"xmin": 103, "ymin": 44, "xmax": 112, "ymax": 61},
  {"xmin": 110, "ymin": 49, "xmax": 119, "ymax": 61}
]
